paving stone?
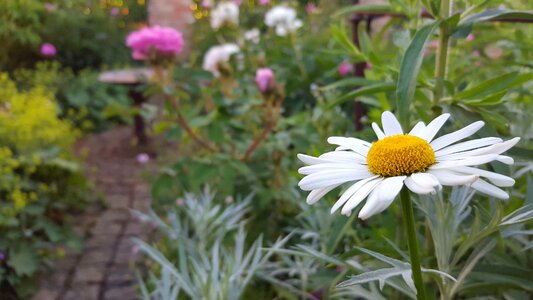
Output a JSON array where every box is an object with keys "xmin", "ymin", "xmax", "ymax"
[
  {"xmin": 30, "ymin": 287, "xmax": 60, "ymax": 300},
  {"xmin": 91, "ymin": 221, "xmax": 123, "ymax": 236},
  {"xmin": 85, "ymin": 235, "xmax": 119, "ymax": 250},
  {"xmin": 73, "ymin": 265, "xmax": 106, "ymax": 283},
  {"xmin": 62, "ymin": 284, "xmax": 100, "ymax": 300},
  {"xmin": 99, "ymin": 209, "xmax": 131, "ymax": 224},
  {"xmin": 106, "ymin": 264, "xmax": 134, "ymax": 285},
  {"xmin": 103, "ymin": 285, "xmax": 139, "ymax": 300},
  {"xmin": 107, "ymin": 195, "xmax": 131, "ymax": 209},
  {"xmin": 78, "ymin": 248, "xmax": 114, "ymax": 266}
]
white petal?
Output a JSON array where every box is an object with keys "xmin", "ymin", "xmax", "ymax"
[
  {"xmin": 328, "ymin": 136, "xmax": 370, "ymax": 156},
  {"xmin": 410, "ymin": 172, "xmax": 441, "ymax": 189},
  {"xmin": 306, "ymin": 184, "xmax": 340, "ymax": 204},
  {"xmin": 427, "ymin": 169, "xmax": 478, "ymax": 186},
  {"xmin": 299, "ymin": 163, "xmax": 368, "ymax": 175},
  {"xmin": 298, "ymin": 169, "xmax": 373, "ymax": 191},
  {"xmin": 496, "ymin": 155, "xmax": 514, "ymax": 165},
  {"xmin": 438, "ymin": 138, "xmax": 520, "ymax": 161},
  {"xmin": 430, "ymin": 121, "xmax": 484, "ymax": 151},
  {"xmin": 297, "ymin": 154, "xmax": 324, "ymax": 165},
  {"xmin": 381, "ymin": 111, "xmax": 403, "ymax": 136},
  {"xmin": 449, "ymin": 166, "xmax": 515, "ymax": 187},
  {"xmin": 341, "ymin": 178, "xmax": 383, "ymax": 215},
  {"xmin": 330, "ymin": 175, "xmax": 379, "ymax": 213},
  {"xmin": 432, "ymin": 154, "xmax": 499, "ymax": 169},
  {"xmin": 372, "ymin": 123, "xmax": 385, "ymax": 140},
  {"xmin": 408, "ymin": 121, "xmax": 426, "ymax": 137},
  {"xmin": 405, "ymin": 176, "xmax": 435, "ymax": 194},
  {"xmin": 358, "ymin": 176, "xmax": 405, "ymax": 220},
  {"xmin": 419, "ymin": 113, "xmax": 450, "ymax": 142},
  {"xmin": 319, "ymin": 151, "xmax": 367, "ymax": 164},
  {"xmin": 435, "ymin": 137, "xmax": 503, "ymax": 157},
  {"xmin": 470, "ymin": 179, "xmax": 509, "ymax": 200}
]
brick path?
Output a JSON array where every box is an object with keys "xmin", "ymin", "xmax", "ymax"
[{"xmin": 31, "ymin": 127, "xmax": 155, "ymax": 300}]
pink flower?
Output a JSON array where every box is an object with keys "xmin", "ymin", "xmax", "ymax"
[
  {"xmin": 232, "ymin": 0, "xmax": 243, "ymax": 5},
  {"xmin": 366, "ymin": 62, "xmax": 372, "ymax": 69},
  {"xmin": 255, "ymin": 68, "xmax": 276, "ymax": 93},
  {"xmin": 201, "ymin": 0, "xmax": 212, "ymax": 8},
  {"xmin": 305, "ymin": 3, "xmax": 317, "ymax": 14},
  {"xmin": 259, "ymin": 0, "xmax": 270, "ymax": 6},
  {"xmin": 126, "ymin": 26, "xmax": 184, "ymax": 61},
  {"xmin": 44, "ymin": 2, "xmax": 57, "ymax": 12},
  {"xmin": 337, "ymin": 62, "xmax": 353, "ymax": 76},
  {"xmin": 40, "ymin": 43, "xmax": 57, "ymax": 57},
  {"xmin": 466, "ymin": 33, "xmax": 475, "ymax": 42},
  {"xmin": 472, "ymin": 50, "xmax": 480, "ymax": 57},
  {"xmin": 429, "ymin": 40, "xmax": 439, "ymax": 49},
  {"xmin": 136, "ymin": 153, "xmax": 150, "ymax": 164},
  {"xmin": 110, "ymin": 7, "xmax": 120, "ymax": 16}
]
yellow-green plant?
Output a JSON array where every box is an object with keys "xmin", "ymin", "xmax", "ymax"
[{"xmin": 0, "ymin": 73, "xmax": 90, "ymax": 297}]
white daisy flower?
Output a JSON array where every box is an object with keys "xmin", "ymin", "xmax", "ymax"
[
  {"xmin": 210, "ymin": 1, "xmax": 239, "ymax": 30},
  {"xmin": 298, "ymin": 111, "xmax": 520, "ymax": 220},
  {"xmin": 264, "ymin": 5, "xmax": 303, "ymax": 37}
]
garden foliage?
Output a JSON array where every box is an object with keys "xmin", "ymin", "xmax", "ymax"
[
  {"xmin": 0, "ymin": 74, "xmax": 91, "ymax": 296},
  {"xmin": 137, "ymin": 0, "xmax": 533, "ymax": 299}
]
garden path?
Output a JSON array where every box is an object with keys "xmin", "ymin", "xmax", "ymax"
[{"xmin": 31, "ymin": 127, "xmax": 156, "ymax": 300}]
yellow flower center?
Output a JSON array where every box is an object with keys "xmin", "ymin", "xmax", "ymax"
[{"xmin": 367, "ymin": 134, "xmax": 436, "ymax": 177}]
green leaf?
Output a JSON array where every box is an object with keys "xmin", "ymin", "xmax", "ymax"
[
  {"xmin": 319, "ymin": 78, "xmax": 378, "ymax": 91},
  {"xmin": 7, "ymin": 245, "xmax": 39, "ymax": 277},
  {"xmin": 460, "ymin": 91, "xmax": 507, "ymax": 107},
  {"xmin": 333, "ymin": 5, "xmax": 400, "ymax": 18},
  {"xmin": 330, "ymin": 82, "xmax": 396, "ymax": 107},
  {"xmin": 454, "ymin": 9, "xmax": 533, "ymax": 38},
  {"xmin": 455, "ymin": 72, "xmax": 518, "ymax": 100},
  {"xmin": 330, "ymin": 25, "xmax": 364, "ymax": 60},
  {"xmin": 396, "ymin": 21, "xmax": 440, "ymax": 126}
]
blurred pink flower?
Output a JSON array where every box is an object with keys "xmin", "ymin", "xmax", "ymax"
[
  {"xmin": 466, "ymin": 33, "xmax": 475, "ymax": 42},
  {"xmin": 335, "ymin": 265, "xmax": 344, "ymax": 272},
  {"xmin": 232, "ymin": 0, "xmax": 243, "ymax": 5},
  {"xmin": 472, "ymin": 50, "xmax": 480, "ymax": 57},
  {"xmin": 305, "ymin": 3, "xmax": 317, "ymax": 14},
  {"xmin": 126, "ymin": 26, "xmax": 184, "ymax": 61},
  {"xmin": 201, "ymin": 0, "xmax": 212, "ymax": 8},
  {"xmin": 255, "ymin": 68, "xmax": 276, "ymax": 93},
  {"xmin": 429, "ymin": 40, "xmax": 439, "ymax": 49},
  {"xmin": 136, "ymin": 153, "xmax": 150, "ymax": 164},
  {"xmin": 337, "ymin": 61, "xmax": 353, "ymax": 76},
  {"xmin": 366, "ymin": 62, "xmax": 373, "ymax": 69},
  {"xmin": 110, "ymin": 7, "xmax": 120, "ymax": 16},
  {"xmin": 44, "ymin": 2, "xmax": 57, "ymax": 12},
  {"xmin": 259, "ymin": 0, "xmax": 270, "ymax": 6},
  {"xmin": 40, "ymin": 43, "xmax": 57, "ymax": 57}
]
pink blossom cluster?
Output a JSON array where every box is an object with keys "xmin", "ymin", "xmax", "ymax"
[
  {"xmin": 126, "ymin": 26, "xmax": 184, "ymax": 60},
  {"xmin": 40, "ymin": 43, "xmax": 57, "ymax": 57}
]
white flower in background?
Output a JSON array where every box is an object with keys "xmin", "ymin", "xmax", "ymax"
[
  {"xmin": 298, "ymin": 111, "xmax": 519, "ymax": 220},
  {"xmin": 244, "ymin": 28, "xmax": 261, "ymax": 44},
  {"xmin": 265, "ymin": 5, "xmax": 303, "ymax": 36},
  {"xmin": 202, "ymin": 43, "xmax": 240, "ymax": 77},
  {"xmin": 210, "ymin": 1, "xmax": 239, "ymax": 30}
]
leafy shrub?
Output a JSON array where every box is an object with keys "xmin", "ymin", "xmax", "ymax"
[
  {"xmin": 0, "ymin": 74, "xmax": 91, "ymax": 296},
  {"xmin": 0, "ymin": 0, "xmax": 145, "ymax": 72},
  {"xmin": 14, "ymin": 62, "xmax": 133, "ymax": 132}
]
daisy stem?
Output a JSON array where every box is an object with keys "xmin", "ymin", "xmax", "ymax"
[
  {"xmin": 400, "ymin": 187, "xmax": 427, "ymax": 300},
  {"xmin": 434, "ymin": 0, "xmax": 452, "ymax": 109}
]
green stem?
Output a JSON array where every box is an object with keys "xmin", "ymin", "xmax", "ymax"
[
  {"xmin": 400, "ymin": 188, "xmax": 427, "ymax": 300},
  {"xmin": 290, "ymin": 33, "xmax": 307, "ymax": 78},
  {"xmin": 434, "ymin": 0, "xmax": 452, "ymax": 108}
]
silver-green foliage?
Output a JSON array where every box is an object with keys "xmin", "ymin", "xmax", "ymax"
[{"xmin": 133, "ymin": 188, "xmax": 288, "ymax": 300}]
